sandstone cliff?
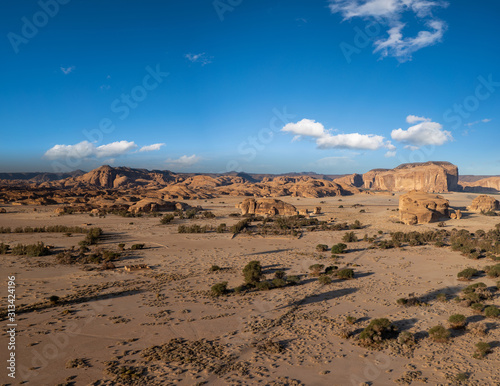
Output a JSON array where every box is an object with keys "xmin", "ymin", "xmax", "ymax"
[
  {"xmin": 399, "ymin": 191, "xmax": 450, "ymax": 225},
  {"xmin": 363, "ymin": 161, "xmax": 458, "ymax": 193}
]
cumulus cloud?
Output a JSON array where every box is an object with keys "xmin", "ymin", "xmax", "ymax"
[
  {"xmin": 406, "ymin": 115, "xmax": 431, "ymax": 124},
  {"xmin": 384, "ymin": 150, "xmax": 397, "ymax": 157},
  {"xmin": 44, "ymin": 140, "xmax": 137, "ymax": 160},
  {"xmin": 329, "ymin": 0, "xmax": 448, "ymax": 61},
  {"xmin": 165, "ymin": 154, "xmax": 201, "ymax": 167},
  {"xmin": 282, "ymin": 119, "xmax": 394, "ymax": 151},
  {"xmin": 60, "ymin": 66, "xmax": 75, "ymax": 75},
  {"xmin": 282, "ymin": 119, "xmax": 326, "ymax": 138},
  {"xmin": 185, "ymin": 53, "xmax": 212, "ymax": 66},
  {"xmin": 139, "ymin": 143, "xmax": 166, "ymax": 152},
  {"xmin": 391, "ymin": 118, "xmax": 452, "ymax": 147}
]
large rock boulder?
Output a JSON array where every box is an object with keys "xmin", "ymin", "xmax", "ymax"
[
  {"xmin": 363, "ymin": 161, "xmax": 459, "ymax": 193},
  {"xmin": 467, "ymin": 195, "xmax": 499, "ymax": 212},
  {"xmin": 238, "ymin": 198, "xmax": 297, "ymax": 216},
  {"xmin": 128, "ymin": 199, "xmax": 190, "ymax": 214},
  {"xmin": 399, "ymin": 191, "xmax": 450, "ymax": 225}
]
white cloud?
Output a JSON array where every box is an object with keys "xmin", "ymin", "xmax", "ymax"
[
  {"xmin": 406, "ymin": 114, "xmax": 431, "ymax": 124},
  {"xmin": 60, "ymin": 66, "xmax": 75, "ymax": 75},
  {"xmin": 404, "ymin": 145, "xmax": 420, "ymax": 151},
  {"xmin": 317, "ymin": 133, "xmax": 386, "ymax": 150},
  {"xmin": 282, "ymin": 119, "xmax": 326, "ymax": 138},
  {"xmin": 185, "ymin": 53, "xmax": 212, "ymax": 66},
  {"xmin": 282, "ymin": 119, "xmax": 393, "ymax": 151},
  {"xmin": 165, "ymin": 154, "xmax": 201, "ymax": 167},
  {"xmin": 465, "ymin": 118, "xmax": 492, "ymax": 127},
  {"xmin": 329, "ymin": 0, "xmax": 448, "ymax": 61},
  {"xmin": 391, "ymin": 119, "xmax": 452, "ymax": 146},
  {"xmin": 384, "ymin": 151, "xmax": 396, "ymax": 157},
  {"xmin": 44, "ymin": 140, "xmax": 137, "ymax": 160},
  {"xmin": 139, "ymin": 143, "xmax": 166, "ymax": 152}
]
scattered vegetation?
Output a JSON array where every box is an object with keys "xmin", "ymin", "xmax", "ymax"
[
  {"xmin": 448, "ymin": 314, "xmax": 467, "ymax": 329},
  {"xmin": 359, "ymin": 318, "xmax": 397, "ymax": 346},
  {"xmin": 211, "ymin": 282, "xmax": 228, "ymax": 297},
  {"xmin": 336, "ymin": 268, "xmax": 354, "ymax": 280},
  {"xmin": 473, "ymin": 341, "xmax": 491, "ymax": 359},
  {"xmin": 331, "ymin": 243, "xmax": 348, "ymax": 254},
  {"xmin": 11, "ymin": 242, "xmax": 51, "ymax": 257},
  {"xmin": 457, "ymin": 268, "xmax": 479, "ymax": 281},
  {"xmin": 428, "ymin": 325, "xmax": 450, "ymax": 343},
  {"xmin": 342, "ymin": 232, "xmax": 358, "ymax": 243}
]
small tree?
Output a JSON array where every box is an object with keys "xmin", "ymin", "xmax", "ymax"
[
  {"xmin": 428, "ymin": 325, "xmax": 450, "ymax": 343},
  {"xmin": 484, "ymin": 306, "xmax": 500, "ymax": 318},
  {"xmin": 448, "ymin": 314, "xmax": 467, "ymax": 329},
  {"xmin": 331, "ymin": 243, "xmax": 347, "ymax": 254},
  {"xmin": 473, "ymin": 341, "xmax": 491, "ymax": 359},
  {"xmin": 211, "ymin": 282, "xmax": 228, "ymax": 297},
  {"xmin": 337, "ymin": 268, "xmax": 354, "ymax": 280},
  {"xmin": 457, "ymin": 268, "xmax": 478, "ymax": 281},
  {"xmin": 316, "ymin": 244, "xmax": 328, "ymax": 252},
  {"xmin": 342, "ymin": 232, "xmax": 358, "ymax": 243},
  {"xmin": 359, "ymin": 318, "xmax": 396, "ymax": 346},
  {"xmin": 243, "ymin": 260, "xmax": 263, "ymax": 286}
]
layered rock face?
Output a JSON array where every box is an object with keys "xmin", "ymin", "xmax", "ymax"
[
  {"xmin": 467, "ymin": 195, "xmax": 499, "ymax": 212},
  {"xmin": 399, "ymin": 191, "xmax": 450, "ymax": 225},
  {"xmin": 363, "ymin": 162, "xmax": 459, "ymax": 193},
  {"xmin": 238, "ymin": 198, "xmax": 297, "ymax": 216},
  {"xmin": 461, "ymin": 177, "xmax": 500, "ymax": 193}
]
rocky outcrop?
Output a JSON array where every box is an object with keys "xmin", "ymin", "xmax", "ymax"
[
  {"xmin": 461, "ymin": 177, "xmax": 500, "ymax": 193},
  {"xmin": 467, "ymin": 195, "xmax": 499, "ymax": 212},
  {"xmin": 399, "ymin": 191, "xmax": 450, "ymax": 225},
  {"xmin": 128, "ymin": 199, "xmax": 190, "ymax": 214},
  {"xmin": 334, "ymin": 173, "xmax": 364, "ymax": 187},
  {"xmin": 238, "ymin": 198, "xmax": 297, "ymax": 216},
  {"xmin": 363, "ymin": 162, "xmax": 459, "ymax": 193}
]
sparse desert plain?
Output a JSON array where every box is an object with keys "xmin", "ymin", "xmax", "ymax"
[{"xmin": 1, "ymin": 188, "xmax": 500, "ymax": 385}]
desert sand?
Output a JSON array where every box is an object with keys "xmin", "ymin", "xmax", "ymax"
[{"xmin": 1, "ymin": 192, "xmax": 499, "ymax": 385}]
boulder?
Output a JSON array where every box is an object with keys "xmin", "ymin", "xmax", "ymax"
[
  {"xmin": 467, "ymin": 195, "xmax": 499, "ymax": 213},
  {"xmin": 239, "ymin": 198, "xmax": 297, "ymax": 216},
  {"xmin": 399, "ymin": 191, "xmax": 450, "ymax": 225},
  {"xmin": 313, "ymin": 207, "xmax": 321, "ymax": 214},
  {"xmin": 299, "ymin": 209, "xmax": 309, "ymax": 216}
]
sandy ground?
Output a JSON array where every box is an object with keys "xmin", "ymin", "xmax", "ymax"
[{"xmin": 0, "ymin": 192, "xmax": 499, "ymax": 385}]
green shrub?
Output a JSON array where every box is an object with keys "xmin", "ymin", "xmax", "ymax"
[
  {"xmin": 274, "ymin": 270, "xmax": 285, "ymax": 279},
  {"xmin": 118, "ymin": 243, "xmax": 125, "ymax": 251},
  {"xmin": 49, "ymin": 295, "xmax": 60, "ymax": 305},
  {"xmin": 309, "ymin": 264, "xmax": 325, "ymax": 276},
  {"xmin": 457, "ymin": 268, "xmax": 478, "ymax": 281},
  {"xmin": 397, "ymin": 331, "xmax": 415, "ymax": 346},
  {"xmin": 485, "ymin": 264, "xmax": 500, "ymax": 278},
  {"xmin": 473, "ymin": 341, "xmax": 491, "ymax": 359},
  {"xmin": 272, "ymin": 278, "xmax": 287, "ymax": 288},
  {"xmin": 428, "ymin": 325, "xmax": 450, "ymax": 342},
  {"xmin": 349, "ymin": 220, "xmax": 362, "ymax": 229},
  {"xmin": 342, "ymin": 232, "xmax": 358, "ymax": 243},
  {"xmin": 331, "ymin": 243, "xmax": 347, "ymax": 254},
  {"xmin": 216, "ymin": 223, "xmax": 227, "ymax": 233},
  {"xmin": 471, "ymin": 303, "xmax": 484, "ymax": 314},
  {"xmin": 318, "ymin": 275, "xmax": 332, "ymax": 285},
  {"xmin": 359, "ymin": 318, "xmax": 396, "ymax": 345},
  {"xmin": 11, "ymin": 242, "xmax": 51, "ymax": 257},
  {"xmin": 346, "ymin": 316, "xmax": 357, "ymax": 325},
  {"xmin": 202, "ymin": 211, "xmax": 216, "ymax": 219},
  {"xmin": 131, "ymin": 243, "xmax": 145, "ymax": 250},
  {"xmin": 160, "ymin": 214, "xmax": 175, "ymax": 224},
  {"xmin": 484, "ymin": 306, "xmax": 500, "ymax": 318},
  {"xmin": 324, "ymin": 265, "xmax": 338, "ymax": 275},
  {"xmin": 436, "ymin": 293, "xmax": 447, "ymax": 302},
  {"xmin": 316, "ymin": 244, "xmax": 328, "ymax": 252},
  {"xmin": 286, "ymin": 275, "xmax": 300, "ymax": 285},
  {"xmin": 211, "ymin": 282, "xmax": 228, "ymax": 297},
  {"xmin": 256, "ymin": 281, "xmax": 272, "ymax": 291},
  {"xmin": 448, "ymin": 314, "xmax": 467, "ymax": 329},
  {"xmin": 209, "ymin": 265, "xmax": 221, "ymax": 272},
  {"xmin": 337, "ymin": 268, "xmax": 354, "ymax": 280},
  {"xmin": 243, "ymin": 260, "xmax": 263, "ymax": 286},
  {"xmin": 178, "ymin": 224, "xmax": 208, "ymax": 233},
  {"xmin": 0, "ymin": 243, "xmax": 9, "ymax": 254}
]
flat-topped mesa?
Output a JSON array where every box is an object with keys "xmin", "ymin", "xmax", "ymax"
[
  {"xmin": 238, "ymin": 198, "xmax": 298, "ymax": 216},
  {"xmin": 363, "ymin": 161, "xmax": 459, "ymax": 193},
  {"xmin": 467, "ymin": 195, "xmax": 500, "ymax": 212},
  {"xmin": 399, "ymin": 190, "xmax": 450, "ymax": 225}
]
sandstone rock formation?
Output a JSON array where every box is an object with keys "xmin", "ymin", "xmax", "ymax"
[
  {"xmin": 128, "ymin": 199, "xmax": 190, "ymax": 214},
  {"xmin": 313, "ymin": 207, "xmax": 321, "ymax": 214},
  {"xmin": 238, "ymin": 198, "xmax": 297, "ymax": 216},
  {"xmin": 399, "ymin": 191, "xmax": 450, "ymax": 225},
  {"xmin": 461, "ymin": 177, "xmax": 500, "ymax": 193},
  {"xmin": 363, "ymin": 162, "xmax": 458, "ymax": 193},
  {"xmin": 467, "ymin": 195, "xmax": 499, "ymax": 212},
  {"xmin": 450, "ymin": 209, "xmax": 462, "ymax": 220}
]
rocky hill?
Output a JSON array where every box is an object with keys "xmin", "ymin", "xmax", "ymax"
[{"xmin": 361, "ymin": 161, "xmax": 459, "ymax": 193}]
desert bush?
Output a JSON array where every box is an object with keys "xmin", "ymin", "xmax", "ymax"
[
  {"xmin": 359, "ymin": 318, "xmax": 396, "ymax": 345},
  {"xmin": 457, "ymin": 268, "xmax": 478, "ymax": 281},
  {"xmin": 243, "ymin": 260, "xmax": 263, "ymax": 286},
  {"xmin": 49, "ymin": 295, "xmax": 60, "ymax": 305},
  {"xmin": 185, "ymin": 209, "xmax": 198, "ymax": 219},
  {"xmin": 428, "ymin": 325, "xmax": 450, "ymax": 342},
  {"xmin": 342, "ymin": 232, "xmax": 358, "ymax": 243},
  {"xmin": 274, "ymin": 270, "xmax": 285, "ymax": 279},
  {"xmin": 484, "ymin": 305, "xmax": 500, "ymax": 318},
  {"xmin": 131, "ymin": 243, "xmax": 145, "ymax": 250},
  {"xmin": 337, "ymin": 268, "xmax": 354, "ymax": 280},
  {"xmin": 209, "ymin": 265, "xmax": 221, "ymax": 272},
  {"xmin": 469, "ymin": 322, "xmax": 487, "ymax": 337},
  {"xmin": 349, "ymin": 220, "xmax": 362, "ymax": 229},
  {"xmin": 256, "ymin": 281, "xmax": 272, "ymax": 291},
  {"xmin": 216, "ymin": 223, "xmax": 226, "ymax": 233},
  {"xmin": 324, "ymin": 265, "xmax": 338, "ymax": 275},
  {"xmin": 286, "ymin": 275, "xmax": 300, "ymax": 285},
  {"xmin": 231, "ymin": 218, "xmax": 250, "ymax": 234},
  {"xmin": 202, "ymin": 211, "xmax": 216, "ymax": 219},
  {"xmin": 211, "ymin": 282, "xmax": 228, "ymax": 297},
  {"xmin": 473, "ymin": 341, "xmax": 491, "ymax": 359},
  {"xmin": 471, "ymin": 303, "xmax": 484, "ymax": 314},
  {"xmin": 272, "ymin": 278, "xmax": 287, "ymax": 288},
  {"xmin": 436, "ymin": 293, "xmax": 447, "ymax": 302},
  {"xmin": 318, "ymin": 275, "xmax": 332, "ymax": 285},
  {"xmin": 377, "ymin": 240, "xmax": 395, "ymax": 249},
  {"xmin": 309, "ymin": 264, "xmax": 325, "ymax": 276},
  {"xmin": 331, "ymin": 243, "xmax": 347, "ymax": 254},
  {"xmin": 178, "ymin": 224, "xmax": 208, "ymax": 233},
  {"xmin": 160, "ymin": 214, "xmax": 175, "ymax": 224},
  {"xmin": 316, "ymin": 244, "xmax": 328, "ymax": 252},
  {"xmin": 118, "ymin": 243, "xmax": 125, "ymax": 251},
  {"xmin": 11, "ymin": 242, "xmax": 51, "ymax": 257},
  {"xmin": 484, "ymin": 263, "xmax": 500, "ymax": 278},
  {"xmin": 481, "ymin": 210, "xmax": 497, "ymax": 216},
  {"xmin": 397, "ymin": 331, "xmax": 416, "ymax": 346},
  {"xmin": 0, "ymin": 243, "xmax": 9, "ymax": 254},
  {"xmin": 346, "ymin": 316, "xmax": 357, "ymax": 325},
  {"xmin": 448, "ymin": 314, "xmax": 467, "ymax": 329}
]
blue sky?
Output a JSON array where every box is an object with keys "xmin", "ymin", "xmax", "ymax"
[{"xmin": 1, "ymin": 0, "xmax": 499, "ymax": 175}]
